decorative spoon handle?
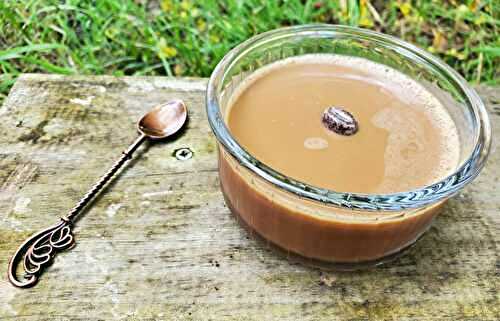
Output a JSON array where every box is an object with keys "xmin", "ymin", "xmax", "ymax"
[
  {"xmin": 67, "ymin": 134, "xmax": 146, "ymax": 221},
  {"xmin": 7, "ymin": 134, "xmax": 147, "ymax": 288}
]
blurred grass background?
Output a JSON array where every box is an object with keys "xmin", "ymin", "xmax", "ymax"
[{"xmin": 1, "ymin": 0, "xmax": 498, "ymax": 103}]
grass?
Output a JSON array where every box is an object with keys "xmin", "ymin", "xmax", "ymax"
[{"xmin": 0, "ymin": 0, "xmax": 499, "ymax": 103}]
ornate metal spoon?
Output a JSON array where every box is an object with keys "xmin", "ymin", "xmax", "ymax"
[{"xmin": 8, "ymin": 99, "xmax": 188, "ymax": 288}]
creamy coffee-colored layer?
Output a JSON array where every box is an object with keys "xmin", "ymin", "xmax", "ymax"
[
  {"xmin": 219, "ymin": 150, "xmax": 441, "ymax": 261},
  {"xmin": 226, "ymin": 54, "xmax": 460, "ymax": 193}
]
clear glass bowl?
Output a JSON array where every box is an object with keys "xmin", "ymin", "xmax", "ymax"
[{"xmin": 206, "ymin": 25, "xmax": 491, "ymax": 269}]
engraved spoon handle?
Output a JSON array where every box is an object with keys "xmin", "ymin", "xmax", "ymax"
[
  {"xmin": 7, "ymin": 133, "xmax": 147, "ymax": 288},
  {"xmin": 67, "ymin": 134, "xmax": 146, "ymax": 221}
]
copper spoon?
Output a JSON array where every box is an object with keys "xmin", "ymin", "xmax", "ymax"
[{"xmin": 8, "ymin": 99, "xmax": 188, "ymax": 288}]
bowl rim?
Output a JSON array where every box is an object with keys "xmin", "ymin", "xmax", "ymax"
[{"xmin": 206, "ymin": 24, "xmax": 491, "ymax": 212}]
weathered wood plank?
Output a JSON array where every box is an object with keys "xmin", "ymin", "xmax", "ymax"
[{"xmin": 0, "ymin": 74, "xmax": 498, "ymax": 321}]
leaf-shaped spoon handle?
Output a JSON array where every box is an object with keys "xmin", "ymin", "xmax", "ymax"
[{"xmin": 8, "ymin": 134, "xmax": 146, "ymax": 288}]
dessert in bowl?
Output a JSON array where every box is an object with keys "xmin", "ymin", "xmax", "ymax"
[{"xmin": 206, "ymin": 25, "xmax": 491, "ymax": 269}]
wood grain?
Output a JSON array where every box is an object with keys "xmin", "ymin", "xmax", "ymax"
[{"xmin": 0, "ymin": 74, "xmax": 498, "ymax": 321}]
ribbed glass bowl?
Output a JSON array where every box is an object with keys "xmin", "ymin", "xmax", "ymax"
[{"xmin": 206, "ymin": 25, "xmax": 491, "ymax": 269}]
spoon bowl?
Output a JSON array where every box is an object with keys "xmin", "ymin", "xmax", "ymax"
[{"xmin": 138, "ymin": 99, "xmax": 188, "ymax": 139}]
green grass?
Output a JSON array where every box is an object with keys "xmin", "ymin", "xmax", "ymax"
[{"xmin": 1, "ymin": 0, "xmax": 499, "ymax": 103}]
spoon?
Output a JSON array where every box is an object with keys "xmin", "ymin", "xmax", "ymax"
[{"xmin": 8, "ymin": 99, "xmax": 188, "ymax": 288}]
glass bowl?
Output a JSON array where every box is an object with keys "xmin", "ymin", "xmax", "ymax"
[{"xmin": 206, "ymin": 24, "xmax": 491, "ymax": 269}]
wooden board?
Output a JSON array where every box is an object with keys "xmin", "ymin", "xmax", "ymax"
[{"xmin": 0, "ymin": 74, "xmax": 498, "ymax": 320}]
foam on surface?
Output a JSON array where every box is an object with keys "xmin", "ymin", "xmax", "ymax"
[{"xmin": 225, "ymin": 54, "xmax": 460, "ymax": 194}]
